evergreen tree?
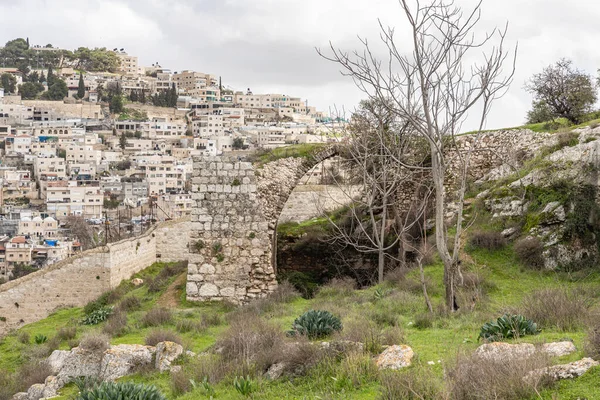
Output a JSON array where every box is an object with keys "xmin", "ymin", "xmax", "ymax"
[
  {"xmin": 140, "ymin": 90, "xmax": 146, "ymax": 104},
  {"xmin": 77, "ymin": 72, "xmax": 85, "ymax": 99},
  {"xmin": 119, "ymin": 131, "xmax": 127, "ymax": 150},
  {"xmin": 39, "ymin": 71, "xmax": 45, "ymax": 83},
  {"xmin": 46, "ymin": 65, "xmax": 54, "ymax": 86},
  {"xmin": 129, "ymin": 90, "xmax": 138, "ymax": 103},
  {"xmin": 109, "ymin": 94, "xmax": 124, "ymax": 114}
]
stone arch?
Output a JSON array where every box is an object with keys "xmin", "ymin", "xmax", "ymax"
[{"xmin": 187, "ymin": 146, "xmax": 339, "ymax": 304}]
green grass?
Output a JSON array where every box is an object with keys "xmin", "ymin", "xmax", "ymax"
[
  {"xmin": 1, "ymin": 247, "xmax": 599, "ymax": 399},
  {"xmin": 249, "ymin": 143, "xmax": 328, "ymax": 167}
]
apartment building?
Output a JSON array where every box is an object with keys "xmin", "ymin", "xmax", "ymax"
[
  {"xmin": 0, "ymin": 104, "xmax": 34, "ymax": 125},
  {"xmin": 116, "ymin": 52, "xmax": 139, "ymax": 75},
  {"xmin": 4, "ymin": 236, "xmax": 33, "ymax": 268},
  {"xmin": 173, "ymin": 71, "xmax": 218, "ymax": 92},
  {"xmin": 0, "ymin": 167, "xmax": 36, "ymax": 201},
  {"xmin": 18, "ymin": 216, "xmax": 59, "ymax": 238},
  {"xmin": 65, "ymin": 144, "xmax": 102, "ymax": 165},
  {"xmin": 44, "ymin": 180, "xmax": 103, "ymax": 219},
  {"xmin": 34, "ymin": 156, "xmax": 66, "ymax": 181},
  {"xmin": 234, "ymin": 91, "xmax": 304, "ymax": 110},
  {"xmin": 4, "ymin": 135, "xmax": 32, "ymax": 155},
  {"xmin": 192, "ymin": 114, "xmax": 224, "ymax": 137}
]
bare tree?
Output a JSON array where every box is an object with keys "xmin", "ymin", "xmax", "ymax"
[
  {"xmin": 323, "ymin": 99, "xmax": 430, "ymax": 284},
  {"xmin": 320, "ymin": 0, "xmax": 516, "ymax": 310},
  {"xmin": 64, "ymin": 216, "xmax": 99, "ymax": 250}
]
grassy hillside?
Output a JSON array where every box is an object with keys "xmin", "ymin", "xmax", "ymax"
[{"xmin": 0, "ymin": 237, "xmax": 599, "ymax": 399}]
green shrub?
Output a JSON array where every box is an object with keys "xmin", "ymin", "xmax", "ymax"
[
  {"xmin": 81, "ymin": 306, "xmax": 113, "ymax": 325},
  {"xmin": 34, "ymin": 334, "xmax": 48, "ymax": 344},
  {"xmin": 233, "ymin": 376, "xmax": 253, "ymax": 397},
  {"xmin": 280, "ymin": 271, "xmax": 319, "ymax": 298},
  {"xmin": 76, "ymin": 382, "xmax": 167, "ymax": 400},
  {"xmin": 478, "ymin": 314, "xmax": 540, "ymax": 342},
  {"xmin": 288, "ymin": 310, "xmax": 343, "ymax": 339}
]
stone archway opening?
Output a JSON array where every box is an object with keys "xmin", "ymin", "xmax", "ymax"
[{"xmin": 186, "ymin": 147, "xmax": 340, "ymax": 304}]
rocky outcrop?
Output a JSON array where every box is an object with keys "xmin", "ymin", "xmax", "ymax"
[
  {"xmin": 375, "ymin": 345, "xmax": 414, "ymax": 370},
  {"xmin": 20, "ymin": 342, "xmax": 177, "ymax": 400},
  {"xmin": 525, "ymin": 357, "xmax": 599, "ymax": 382},
  {"xmin": 155, "ymin": 341, "xmax": 184, "ymax": 372},
  {"xmin": 475, "ymin": 341, "xmax": 577, "ymax": 362}
]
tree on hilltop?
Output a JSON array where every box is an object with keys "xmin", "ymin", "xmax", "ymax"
[
  {"xmin": 0, "ymin": 73, "xmax": 17, "ymax": 93},
  {"xmin": 526, "ymin": 59, "xmax": 597, "ymax": 124}
]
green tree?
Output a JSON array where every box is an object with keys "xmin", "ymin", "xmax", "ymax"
[
  {"xmin": 18, "ymin": 82, "xmax": 44, "ymax": 99},
  {"xmin": 526, "ymin": 100, "xmax": 555, "ymax": 124},
  {"xmin": 77, "ymin": 72, "xmax": 85, "ymax": 99},
  {"xmin": 0, "ymin": 73, "xmax": 17, "ymax": 93},
  {"xmin": 232, "ymin": 137, "xmax": 244, "ymax": 149},
  {"xmin": 39, "ymin": 71, "xmax": 45, "ymax": 84},
  {"xmin": 129, "ymin": 90, "xmax": 138, "ymax": 103},
  {"xmin": 43, "ymin": 79, "xmax": 68, "ymax": 100},
  {"xmin": 46, "ymin": 65, "xmax": 55, "ymax": 86},
  {"xmin": 119, "ymin": 132, "xmax": 127, "ymax": 150},
  {"xmin": 526, "ymin": 59, "xmax": 597, "ymax": 124},
  {"xmin": 0, "ymin": 38, "xmax": 29, "ymax": 66},
  {"xmin": 109, "ymin": 95, "xmax": 124, "ymax": 114}
]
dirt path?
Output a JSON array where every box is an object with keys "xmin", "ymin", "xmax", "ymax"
[{"xmin": 157, "ymin": 273, "xmax": 187, "ymax": 308}]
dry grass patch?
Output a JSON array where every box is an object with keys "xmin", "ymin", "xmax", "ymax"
[
  {"xmin": 79, "ymin": 332, "xmax": 110, "ymax": 353},
  {"xmin": 520, "ymin": 287, "xmax": 594, "ymax": 331},
  {"xmin": 141, "ymin": 307, "xmax": 173, "ymax": 327},
  {"xmin": 448, "ymin": 350, "xmax": 553, "ymax": 400},
  {"xmin": 380, "ymin": 366, "xmax": 446, "ymax": 400},
  {"xmin": 145, "ymin": 329, "xmax": 182, "ymax": 346}
]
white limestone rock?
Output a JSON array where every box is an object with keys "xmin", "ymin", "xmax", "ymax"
[
  {"xmin": 100, "ymin": 344, "xmax": 155, "ymax": 381},
  {"xmin": 155, "ymin": 341, "xmax": 184, "ymax": 372},
  {"xmin": 376, "ymin": 345, "xmax": 414, "ymax": 370}
]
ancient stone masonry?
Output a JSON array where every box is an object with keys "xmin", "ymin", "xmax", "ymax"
[
  {"xmin": 0, "ymin": 219, "xmax": 189, "ymax": 337},
  {"xmin": 188, "ymin": 148, "xmax": 338, "ymax": 303}
]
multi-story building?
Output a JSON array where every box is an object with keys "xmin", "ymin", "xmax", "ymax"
[
  {"xmin": 65, "ymin": 144, "xmax": 101, "ymax": 165},
  {"xmin": 0, "ymin": 167, "xmax": 36, "ymax": 202},
  {"xmin": 18, "ymin": 216, "xmax": 59, "ymax": 238},
  {"xmin": 44, "ymin": 180, "xmax": 103, "ymax": 219},
  {"xmin": 116, "ymin": 52, "xmax": 139, "ymax": 75},
  {"xmin": 192, "ymin": 114, "xmax": 224, "ymax": 137},
  {"xmin": 4, "ymin": 236, "xmax": 33, "ymax": 268},
  {"xmin": 34, "ymin": 156, "xmax": 66, "ymax": 182}
]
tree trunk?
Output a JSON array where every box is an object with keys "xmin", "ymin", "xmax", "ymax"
[{"xmin": 378, "ymin": 247, "xmax": 385, "ymax": 284}]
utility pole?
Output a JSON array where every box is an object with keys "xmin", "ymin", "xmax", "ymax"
[{"xmin": 103, "ymin": 210, "xmax": 108, "ymax": 245}]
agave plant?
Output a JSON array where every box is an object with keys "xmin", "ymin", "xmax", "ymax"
[
  {"xmin": 76, "ymin": 382, "xmax": 166, "ymax": 400},
  {"xmin": 288, "ymin": 309, "xmax": 342, "ymax": 339},
  {"xmin": 478, "ymin": 314, "xmax": 540, "ymax": 342},
  {"xmin": 81, "ymin": 306, "xmax": 113, "ymax": 326}
]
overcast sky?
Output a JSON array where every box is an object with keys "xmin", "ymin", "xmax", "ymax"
[{"xmin": 0, "ymin": 0, "xmax": 598, "ymax": 131}]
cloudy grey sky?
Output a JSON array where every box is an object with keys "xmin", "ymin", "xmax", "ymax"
[{"xmin": 0, "ymin": 0, "xmax": 598, "ymax": 130}]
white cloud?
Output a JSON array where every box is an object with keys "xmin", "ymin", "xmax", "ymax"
[{"xmin": 1, "ymin": 0, "xmax": 600, "ymax": 130}]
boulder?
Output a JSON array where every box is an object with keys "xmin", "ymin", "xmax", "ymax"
[
  {"xmin": 56, "ymin": 347, "xmax": 104, "ymax": 383},
  {"xmin": 11, "ymin": 393, "xmax": 27, "ymax": 400},
  {"xmin": 40, "ymin": 375, "xmax": 61, "ymax": 398},
  {"xmin": 132, "ymin": 278, "xmax": 144, "ymax": 286},
  {"xmin": 100, "ymin": 344, "xmax": 155, "ymax": 381},
  {"xmin": 376, "ymin": 345, "xmax": 414, "ymax": 370},
  {"xmin": 475, "ymin": 342, "xmax": 536, "ymax": 361},
  {"xmin": 25, "ymin": 384, "xmax": 44, "ymax": 400},
  {"xmin": 47, "ymin": 350, "xmax": 70, "ymax": 375},
  {"xmin": 265, "ymin": 363, "xmax": 286, "ymax": 380},
  {"xmin": 155, "ymin": 341, "xmax": 184, "ymax": 372},
  {"xmin": 525, "ymin": 358, "xmax": 599, "ymax": 382},
  {"xmin": 541, "ymin": 341, "xmax": 577, "ymax": 357}
]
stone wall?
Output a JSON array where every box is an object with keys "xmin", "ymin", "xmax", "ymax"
[
  {"xmin": 0, "ymin": 219, "xmax": 189, "ymax": 336},
  {"xmin": 187, "ymin": 149, "xmax": 338, "ymax": 303}
]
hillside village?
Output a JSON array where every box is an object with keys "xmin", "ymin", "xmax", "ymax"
[
  {"xmin": 0, "ymin": 38, "xmax": 340, "ymax": 282},
  {"xmin": 2, "ymin": 0, "xmax": 600, "ymax": 399}
]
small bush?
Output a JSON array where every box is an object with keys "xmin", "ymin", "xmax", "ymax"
[
  {"xmin": 514, "ymin": 237, "xmax": 545, "ymax": 269},
  {"xmin": 57, "ymin": 326, "xmax": 77, "ymax": 341},
  {"xmin": 339, "ymin": 318, "xmax": 385, "ymax": 354},
  {"xmin": 79, "ymin": 332, "xmax": 110, "ymax": 353},
  {"xmin": 317, "ymin": 277, "xmax": 356, "ymax": 297},
  {"xmin": 280, "ymin": 271, "xmax": 319, "ymax": 298},
  {"xmin": 141, "ymin": 307, "xmax": 172, "ymax": 327},
  {"xmin": 217, "ymin": 314, "xmax": 284, "ymax": 373},
  {"xmin": 288, "ymin": 310, "xmax": 343, "ymax": 339},
  {"xmin": 188, "ymin": 354, "xmax": 230, "ymax": 384},
  {"xmin": 233, "ymin": 375, "xmax": 254, "ymax": 397},
  {"xmin": 479, "ymin": 314, "xmax": 540, "ymax": 342},
  {"xmin": 520, "ymin": 287, "xmax": 592, "ymax": 331},
  {"xmin": 15, "ymin": 360, "xmax": 53, "ymax": 393},
  {"xmin": 118, "ymin": 296, "xmax": 141, "ymax": 312},
  {"xmin": 449, "ymin": 350, "xmax": 552, "ymax": 400},
  {"xmin": 145, "ymin": 329, "xmax": 182, "ymax": 346},
  {"xmin": 413, "ymin": 313, "xmax": 434, "ymax": 330},
  {"xmin": 469, "ymin": 231, "xmax": 506, "ymax": 250},
  {"xmin": 170, "ymin": 368, "xmax": 192, "ymax": 396},
  {"xmin": 103, "ymin": 311, "xmax": 128, "ymax": 337},
  {"xmin": 585, "ymin": 320, "xmax": 600, "ymax": 360},
  {"xmin": 269, "ymin": 281, "xmax": 301, "ymax": 303},
  {"xmin": 380, "ymin": 366, "xmax": 445, "ymax": 400},
  {"xmin": 17, "ymin": 331, "xmax": 30, "ymax": 344},
  {"xmin": 81, "ymin": 306, "xmax": 113, "ymax": 325},
  {"xmin": 76, "ymin": 382, "xmax": 167, "ymax": 400},
  {"xmin": 34, "ymin": 334, "xmax": 48, "ymax": 344},
  {"xmin": 176, "ymin": 319, "xmax": 206, "ymax": 334}
]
